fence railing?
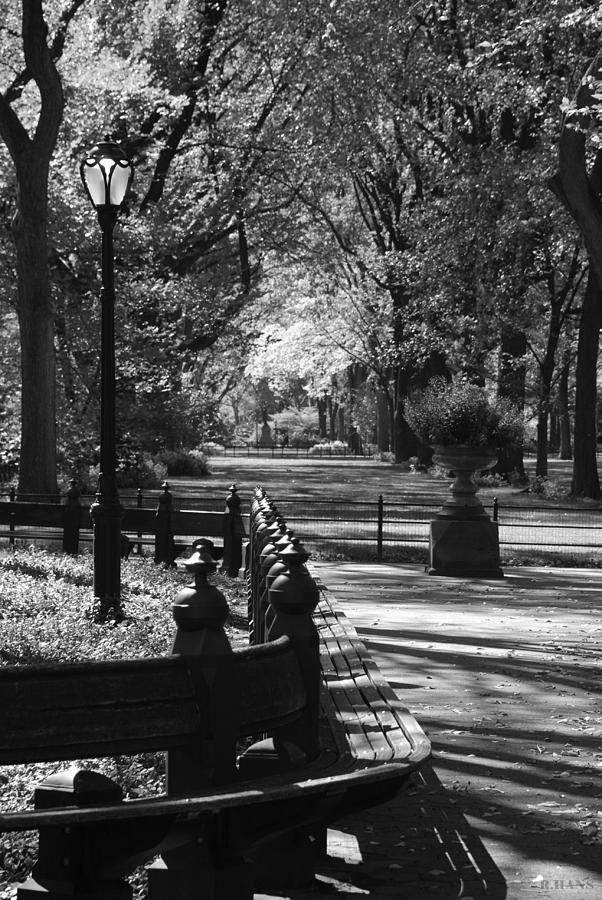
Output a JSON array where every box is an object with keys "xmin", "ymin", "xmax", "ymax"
[
  {"xmin": 269, "ymin": 496, "xmax": 602, "ymax": 564},
  {"xmin": 1, "ymin": 485, "xmax": 599, "ymax": 565},
  {"xmin": 0, "ymin": 483, "xmax": 246, "ymax": 572},
  {"xmin": 212, "ymin": 444, "xmax": 374, "ymax": 459}
]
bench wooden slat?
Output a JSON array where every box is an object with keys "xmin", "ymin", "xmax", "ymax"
[
  {"xmin": 352, "ymin": 674, "xmax": 414, "ymax": 757},
  {"xmin": 235, "ymin": 637, "xmax": 306, "ymax": 733},
  {"xmin": 0, "ymin": 502, "xmax": 64, "ymax": 527},
  {"xmin": 313, "ymin": 590, "xmax": 426, "ymax": 765},
  {"xmin": 122, "ymin": 508, "xmax": 158, "ymax": 531},
  {"xmin": 0, "ymin": 657, "xmax": 201, "ymax": 765},
  {"xmin": 170, "ymin": 510, "xmax": 224, "ymax": 536},
  {"xmin": 0, "ymin": 639, "xmax": 309, "ymax": 766},
  {"xmin": 2, "ymin": 711, "xmax": 200, "ymax": 764},
  {"xmin": 0, "ymin": 530, "xmax": 63, "ymax": 542},
  {"xmin": 326, "ymin": 677, "xmax": 394, "ymax": 761}
]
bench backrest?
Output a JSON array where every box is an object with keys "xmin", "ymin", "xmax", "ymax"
[
  {"xmin": 0, "ymin": 500, "xmax": 65, "ymax": 528},
  {"xmin": 120, "ymin": 507, "xmax": 224, "ymax": 537},
  {"xmin": 0, "ymin": 637, "xmax": 305, "ymax": 767}
]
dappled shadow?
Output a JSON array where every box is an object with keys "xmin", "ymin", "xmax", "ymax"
[
  {"xmin": 302, "ymin": 765, "xmax": 507, "ymax": 899},
  {"xmin": 310, "ymin": 559, "xmax": 602, "ymax": 892},
  {"xmin": 316, "ymin": 561, "xmax": 602, "ymax": 612},
  {"xmin": 359, "ymin": 631, "xmax": 602, "ymax": 696}
]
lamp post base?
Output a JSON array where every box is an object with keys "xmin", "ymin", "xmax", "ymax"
[{"xmin": 90, "ymin": 495, "xmax": 124, "ymax": 619}]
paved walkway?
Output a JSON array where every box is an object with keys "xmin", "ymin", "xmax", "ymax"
[{"xmin": 259, "ymin": 562, "xmax": 602, "ymax": 900}]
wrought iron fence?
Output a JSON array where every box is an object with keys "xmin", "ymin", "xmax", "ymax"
[
  {"xmin": 213, "ymin": 444, "xmax": 374, "ymax": 459},
  {"xmin": 1, "ymin": 485, "xmax": 600, "ymax": 565},
  {"xmin": 271, "ymin": 496, "xmax": 602, "ymax": 565}
]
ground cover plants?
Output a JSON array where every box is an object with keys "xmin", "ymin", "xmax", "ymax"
[{"xmin": 0, "ymin": 548, "xmax": 248, "ymax": 897}]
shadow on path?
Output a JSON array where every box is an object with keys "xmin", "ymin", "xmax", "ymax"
[{"xmin": 275, "ymin": 767, "xmax": 507, "ymax": 899}]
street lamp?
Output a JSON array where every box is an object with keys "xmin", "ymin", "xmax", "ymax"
[{"xmin": 80, "ymin": 138, "xmax": 134, "ymax": 616}]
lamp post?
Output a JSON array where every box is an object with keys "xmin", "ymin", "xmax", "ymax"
[{"xmin": 80, "ymin": 139, "xmax": 133, "ymax": 614}]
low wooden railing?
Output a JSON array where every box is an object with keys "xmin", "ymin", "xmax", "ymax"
[{"xmin": 0, "ymin": 482, "xmax": 246, "ymax": 575}]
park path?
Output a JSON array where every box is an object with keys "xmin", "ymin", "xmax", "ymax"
[{"xmin": 258, "ymin": 562, "xmax": 602, "ymax": 900}]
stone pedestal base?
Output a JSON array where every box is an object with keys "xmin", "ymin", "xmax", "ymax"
[{"xmin": 428, "ymin": 518, "xmax": 504, "ymax": 578}]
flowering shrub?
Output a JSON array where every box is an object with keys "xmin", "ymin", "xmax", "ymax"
[
  {"xmin": 308, "ymin": 440, "xmax": 348, "ymax": 456},
  {"xmin": 405, "ymin": 378, "xmax": 523, "ymax": 448}
]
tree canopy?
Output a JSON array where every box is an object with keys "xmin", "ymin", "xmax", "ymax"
[{"xmin": 1, "ymin": 1, "xmax": 602, "ymax": 495}]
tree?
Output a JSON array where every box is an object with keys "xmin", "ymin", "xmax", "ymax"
[
  {"xmin": 550, "ymin": 50, "xmax": 602, "ymax": 498},
  {"xmin": 0, "ymin": 1, "xmax": 77, "ymax": 493}
]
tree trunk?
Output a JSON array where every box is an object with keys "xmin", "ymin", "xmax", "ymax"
[
  {"xmin": 376, "ymin": 388, "xmax": 390, "ymax": 453},
  {"xmin": 549, "ymin": 410, "xmax": 560, "ymax": 454},
  {"xmin": 393, "ymin": 366, "xmax": 418, "ymax": 462},
  {"xmin": 571, "ymin": 271, "xmax": 601, "ymax": 498},
  {"xmin": 493, "ymin": 326, "xmax": 526, "ymax": 480},
  {"xmin": 336, "ymin": 405, "xmax": 345, "ymax": 441},
  {"xmin": 328, "ymin": 398, "xmax": 337, "ymax": 440},
  {"xmin": 558, "ymin": 354, "xmax": 572, "ymax": 460},
  {"xmin": 317, "ymin": 397, "xmax": 327, "ymax": 439},
  {"xmin": 548, "ymin": 52, "xmax": 602, "ymax": 494},
  {"xmin": 11, "ymin": 165, "xmax": 57, "ymax": 495},
  {"xmin": 0, "ymin": 1, "xmax": 65, "ymax": 496},
  {"xmin": 536, "ymin": 406, "xmax": 549, "ymax": 477}
]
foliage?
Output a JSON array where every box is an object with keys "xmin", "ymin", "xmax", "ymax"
[
  {"xmin": 271, "ymin": 407, "xmax": 320, "ymax": 448},
  {"xmin": 199, "ymin": 441, "xmax": 225, "ymax": 456},
  {"xmin": 82, "ymin": 435, "xmax": 168, "ymax": 492},
  {"xmin": 1, "ymin": 0, "xmax": 601, "ymax": 495},
  {"xmin": 155, "ymin": 448, "xmax": 209, "ymax": 477},
  {"xmin": 528, "ymin": 475, "xmax": 571, "ymax": 501},
  {"xmin": 308, "ymin": 441, "xmax": 347, "ymax": 456},
  {"xmin": 0, "ymin": 548, "xmax": 248, "ymax": 895},
  {"xmin": 405, "ymin": 378, "xmax": 524, "ymax": 449}
]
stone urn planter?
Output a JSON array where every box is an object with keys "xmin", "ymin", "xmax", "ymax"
[
  {"xmin": 432, "ymin": 445, "xmax": 498, "ymax": 519},
  {"xmin": 429, "ymin": 444, "xmax": 503, "ymax": 578}
]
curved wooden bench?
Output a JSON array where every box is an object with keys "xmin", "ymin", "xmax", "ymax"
[
  {"xmin": 1, "ymin": 493, "xmax": 430, "ymax": 899},
  {"xmin": 0, "ymin": 634, "xmax": 314, "ymax": 898},
  {"xmin": 239, "ymin": 488, "xmax": 431, "ymax": 890}
]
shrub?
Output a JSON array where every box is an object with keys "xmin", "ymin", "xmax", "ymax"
[
  {"xmin": 528, "ymin": 475, "xmax": 571, "ymax": 500},
  {"xmin": 0, "ymin": 549, "xmax": 248, "ymax": 895},
  {"xmin": 308, "ymin": 440, "xmax": 347, "ymax": 456},
  {"xmin": 374, "ymin": 450, "xmax": 395, "ymax": 463},
  {"xmin": 405, "ymin": 377, "xmax": 523, "ymax": 448},
  {"xmin": 79, "ymin": 435, "xmax": 168, "ymax": 492},
  {"xmin": 155, "ymin": 449, "xmax": 209, "ymax": 477},
  {"xmin": 199, "ymin": 441, "xmax": 223, "ymax": 456}
]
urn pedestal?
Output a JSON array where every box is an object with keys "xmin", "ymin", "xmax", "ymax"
[{"xmin": 428, "ymin": 445, "xmax": 503, "ymax": 578}]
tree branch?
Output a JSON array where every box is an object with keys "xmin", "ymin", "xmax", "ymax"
[
  {"xmin": 141, "ymin": 0, "xmax": 229, "ymax": 209},
  {"xmin": 4, "ymin": 0, "xmax": 86, "ymax": 105},
  {"xmin": 22, "ymin": 0, "xmax": 64, "ymax": 154}
]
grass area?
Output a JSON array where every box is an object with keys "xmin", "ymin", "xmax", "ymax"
[
  {"xmin": 171, "ymin": 454, "xmax": 598, "ymax": 509},
  {"xmin": 174, "ymin": 457, "xmax": 600, "ymax": 568},
  {"xmin": 0, "ymin": 549, "xmax": 248, "ymax": 897}
]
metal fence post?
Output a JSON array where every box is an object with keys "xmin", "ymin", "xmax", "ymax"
[
  {"xmin": 155, "ymin": 482, "xmax": 174, "ymax": 566},
  {"xmin": 137, "ymin": 487, "xmax": 143, "ymax": 555},
  {"xmin": 63, "ymin": 480, "xmax": 81, "ymax": 555},
  {"xmin": 9, "ymin": 485, "xmax": 15, "ymax": 547},
  {"xmin": 377, "ymin": 494, "xmax": 384, "ymax": 561}
]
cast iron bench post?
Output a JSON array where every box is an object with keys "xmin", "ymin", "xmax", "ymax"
[
  {"xmin": 220, "ymin": 483, "xmax": 246, "ymax": 578},
  {"xmin": 238, "ymin": 536, "xmax": 323, "ymax": 891},
  {"xmin": 147, "ymin": 550, "xmax": 251, "ymax": 899}
]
